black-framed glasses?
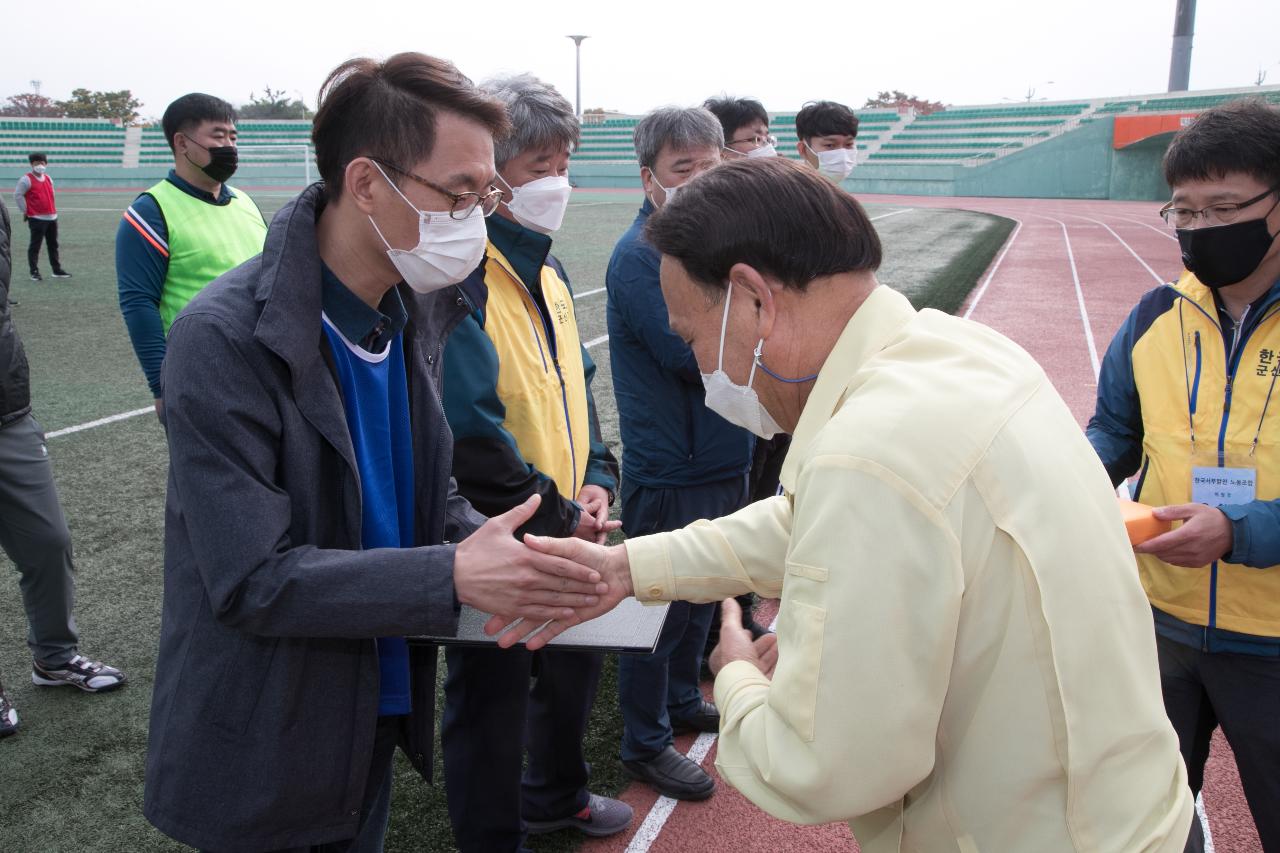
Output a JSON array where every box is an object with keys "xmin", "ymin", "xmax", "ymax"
[
  {"xmin": 371, "ymin": 158, "xmax": 503, "ymax": 219},
  {"xmin": 1160, "ymin": 184, "xmax": 1280, "ymax": 229},
  {"xmin": 726, "ymin": 133, "xmax": 777, "ymax": 150}
]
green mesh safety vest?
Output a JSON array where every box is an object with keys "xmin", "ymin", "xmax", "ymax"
[{"xmin": 147, "ymin": 180, "xmax": 267, "ymax": 332}]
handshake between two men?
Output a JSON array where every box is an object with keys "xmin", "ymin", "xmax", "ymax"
[{"xmin": 456, "ymin": 495, "xmax": 778, "ymax": 680}]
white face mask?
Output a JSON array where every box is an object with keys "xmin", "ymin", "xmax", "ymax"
[
  {"xmin": 500, "ymin": 173, "xmax": 572, "ymax": 234},
  {"xmin": 806, "ymin": 142, "xmax": 857, "ymax": 182},
  {"xmin": 700, "ymin": 286, "xmax": 785, "ymax": 439},
  {"xmin": 648, "ymin": 171, "xmax": 680, "ymax": 206},
  {"xmin": 368, "ymin": 161, "xmax": 488, "ymax": 294},
  {"xmin": 745, "ymin": 143, "xmax": 778, "ymax": 159},
  {"xmin": 32, "ymin": 164, "xmax": 47, "ymax": 175}
]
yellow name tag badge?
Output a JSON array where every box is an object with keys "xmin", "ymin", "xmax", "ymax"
[{"xmin": 1191, "ymin": 466, "xmax": 1257, "ymax": 506}]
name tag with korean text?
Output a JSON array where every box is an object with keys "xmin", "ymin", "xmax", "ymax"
[{"xmin": 1191, "ymin": 467, "xmax": 1256, "ymax": 507}]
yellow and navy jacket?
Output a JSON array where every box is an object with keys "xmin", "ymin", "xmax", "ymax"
[
  {"xmin": 1088, "ymin": 272, "xmax": 1280, "ymax": 653},
  {"xmin": 441, "ymin": 214, "xmax": 618, "ymax": 538}
]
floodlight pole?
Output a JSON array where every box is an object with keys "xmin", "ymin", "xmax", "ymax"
[
  {"xmin": 567, "ymin": 35, "xmax": 589, "ymax": 118},
  {"xmin": 1168, "ymin": 0, "xmax": 1196, "ymax": 92}
]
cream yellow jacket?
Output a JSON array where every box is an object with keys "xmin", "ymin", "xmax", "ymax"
[{"xmin": 626, "ymin": 287, "xmax": 1192, "ymax": 853}]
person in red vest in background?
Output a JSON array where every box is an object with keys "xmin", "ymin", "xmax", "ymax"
[{"xmin": 13, "ymin": 153, "xmax": 71, "ymax": 282}]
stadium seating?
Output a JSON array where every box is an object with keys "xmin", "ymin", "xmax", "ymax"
[{"xmin": 0, "ymin": 117, "xmax": 126, "ymax": 165}]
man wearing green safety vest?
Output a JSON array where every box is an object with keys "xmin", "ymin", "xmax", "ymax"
[{"xmin": 116, "ymin": 93, "xmax": 267, "ymax": 418}]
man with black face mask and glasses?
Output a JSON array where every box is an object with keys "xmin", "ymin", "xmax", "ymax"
[
  {"xmin": 115, "ymin": 93, "xmax": 267, "ymax": 420},
  {"xmin": 1088, "ymin": 98, "xmax": 1280, "ymax": 853}
]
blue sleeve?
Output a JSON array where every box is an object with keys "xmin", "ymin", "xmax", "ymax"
[
  {"xmin": 607, "ymin": 245, "xmax": 701, "ymax": 384},
  {"xmin": 581, "ymin": 344, "xmax": 620, "ymax": 495},
  {"xmin": 1220, "ymin": 501, "xmax": 1280, "ymax": 568},
  {"xmin": 441, "ymin": 309, "xmax": 582, "ymax": 538},
  {"xmin": 1086, "ymin": 308, "xmax": 1145, "ymax": 487},
  {"xmin": 115, "ymin": 193, "xmax": 170, "ymax": 398}
]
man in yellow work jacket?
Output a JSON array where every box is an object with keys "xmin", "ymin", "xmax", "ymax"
[
  {"xmin": 1089, "ymin": 98, "xmax": 1280, "ymax": 852},
  {"xmin": 437, "ymin": 73, "xmax": 631, "ymax": 853}
]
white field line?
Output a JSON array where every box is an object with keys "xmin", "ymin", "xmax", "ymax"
[
  {"xmin": 962, "ymin": 219, "xmax": 1023, "ymax": 320},
  {"xmin": 45, "ymin": 406, "xmax": 152, "ymax": 439},
  {"xmin": 584, "ymin": 334, "xmax": 609, "ymax": 349},
  {"xmin": 871, "ymin": 208, "xmax": 913, "ymax": 222},
  {"xmin": 623, "ymin": 732, "xmax": 718, "ymax": 853},
  {"xmin": 1070, "ymin": 215, "xmax": 1166, "ymax": 285},
  {"xmin": 574, "ymin": 287, "xmax": 605, "ymax": 300},
  {"xmin": 1047, "ymin": 216, "xmax": 1101, "ymax": 380}
]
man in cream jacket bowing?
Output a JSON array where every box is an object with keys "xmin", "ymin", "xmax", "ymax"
[{"xmin": 499, "ymin": 157, "xmax": 1194, "ymax": 852}]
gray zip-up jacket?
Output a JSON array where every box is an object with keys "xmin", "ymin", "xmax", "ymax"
[{"xmin": 144, "ymin": 183, "xmax": 485, "ymax": 851}]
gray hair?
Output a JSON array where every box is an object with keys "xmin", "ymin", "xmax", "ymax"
[
  {"xmin": 480, "ymin": 73, "xmax": 579, "ymax": 168},
  {"xmin": 633, "ymin": 107, "xmax": 724, "ymax": 169}
]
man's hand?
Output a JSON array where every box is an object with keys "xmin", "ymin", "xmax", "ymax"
[
  {"xmin": 454, "ymin": 494, "xmax": 607, "ymax": 623},
  {"xmin": 483, "ymin": 533, "xmax": 633, "ymax": 650},
  {"xmin": 1136, "ymin": 503, "xmax": 1234, "ymax": 567},
  {"xmin": 154, "ymin": 398, "xmax": 164, "ymax": 421},
  {"xmin": 574, "ymin": 485, "xmax": 619, "ymax": 544},
  {"xmin": 709, "ymin": 597, "xmax": 775, "ymax": 678}
]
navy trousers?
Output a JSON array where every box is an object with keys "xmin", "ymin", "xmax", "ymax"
[
  {"xmin": 442, "ymin": 645, "xmax": 603, "ymax": 853},
  {"xmin": 617, "ymin": 474, "xmax": 749, "ymax": 762}
]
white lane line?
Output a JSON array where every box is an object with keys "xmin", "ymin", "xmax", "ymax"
[
  {"xmin": 1115, "ymin": 215, "xmax": 1178, "ymax": 242},
  {"xmin": 55, "ymin": 208, "xmax": 133, "ymax": 213},
  {"xmin": 870, "ymin": 208, "xmax": 913, "ymax": 222},
  {"xmin": 1049, "ymin": 216, "xmax": 1101, "ymax": 379},
  {"xmin": 962, "ymin": 218, "xmax": 1023, "ymax": 320},
  {"xmin": 584, "ymin": 334, "xmax": 609, "ymax": 349},
  {"xmin": 1071, "ymin": 215, "xmax": 1166, "ymax": 285},
  {"xmin": 45, "ymin": 406, "xmax": 153, "ymax": 439},
  {"xmin": 624, "ymin": 732, "xmax": 719, "ymax": 853},
  {"xmin": 1197, "ymin": 793, "xmax": 1216, "ymax": 853},
  {"xmin": 574, "ymin": 287, "xmax": 605, "ymax": 301}
]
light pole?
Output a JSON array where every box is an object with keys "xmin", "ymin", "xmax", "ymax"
[{"xmin": 567, "ymin": 35, "xmax": 588, "ymax": 118}]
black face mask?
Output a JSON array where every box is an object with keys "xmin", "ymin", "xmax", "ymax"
[
  {"xmin": 1177, "ymin": 201, "xmax": 1279, "ymax": 290},
  {"xmin": 184, "ymin": 137, "xmax": 238, "ymax": 184}
]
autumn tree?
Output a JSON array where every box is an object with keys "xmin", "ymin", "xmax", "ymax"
[
  {"xmin": 863, "ymin": 90, "xmax": 945, "ymax": 115},
  {"xmin": 0, "ymin": 92, "xmax": 64, "ymax": 117}
]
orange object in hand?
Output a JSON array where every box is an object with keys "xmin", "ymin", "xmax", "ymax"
[{"xmin": 1118, "ymin": 499, "xmax": 1173, "ymax": 546}]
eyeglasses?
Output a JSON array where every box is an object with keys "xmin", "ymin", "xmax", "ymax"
[
  {"xmin": 1160, "ymin": 185, "xmax": 1280, "ymax": 228},
  {"xmin": 727, "ymin": 133, "xmax": 777, "ymax": 150},
  {"xmin": 371, "ymin": 158, "xmax": 503, "ymax": 220}
]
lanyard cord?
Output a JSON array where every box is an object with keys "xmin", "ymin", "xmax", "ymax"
[{"xmin": 1179, "ymin": 303, "xmax": 1197, "ymax": 452}]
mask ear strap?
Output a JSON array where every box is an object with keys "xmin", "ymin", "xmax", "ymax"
[
  {"xmin": 717, "ymin": 285, "xmax": 734, "ymax": 370},
  {"xmin": 370, "ymin": 160, "xmax": 419, "ymax": 211}
]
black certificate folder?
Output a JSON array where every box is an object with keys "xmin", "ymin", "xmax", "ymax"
[{"xmin": 415, "ymin": 599, "xmax": 671, "ymax": 654}]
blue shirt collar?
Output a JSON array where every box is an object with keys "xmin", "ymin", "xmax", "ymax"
[
  {"xmin": 166, "ymin": 168, "xmax": 233, "ymax": 205},
  {"xmin": 320, "ymin": 262, "xmax": 408, "ymax": 353}
]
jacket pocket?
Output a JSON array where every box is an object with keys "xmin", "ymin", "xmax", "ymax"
[
  {"xmin": 771, "ymin": 598, "xmax": 826, "ymax": 743},
  {"xmin": 201, "ymin": 632, "xmax": 280, "ymax": 736}
]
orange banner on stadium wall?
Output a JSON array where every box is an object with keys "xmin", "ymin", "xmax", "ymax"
[{"xmin": 1113, "ymin": 113, "xmax": 1199, "ymax": 149}]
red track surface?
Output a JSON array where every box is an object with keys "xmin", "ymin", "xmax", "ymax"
[{"xmin": 586, "ymin": 196, "xmax": 1264, "ymax": 853}]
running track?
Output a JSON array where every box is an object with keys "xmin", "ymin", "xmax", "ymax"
[{"xmin": 584, "ymin": 195, "xmax": 1264, "ymax": 853}]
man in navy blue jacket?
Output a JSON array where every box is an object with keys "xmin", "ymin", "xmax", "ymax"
[{"xmin": 605, "ymin": 106, "xmax": 754, "ymax": 801}]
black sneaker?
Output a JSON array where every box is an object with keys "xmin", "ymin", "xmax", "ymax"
[
  {"xmin": 0, "ymin": 680, "xmax": 17, "ymax": 737},
  {"xmin": 51, "ymin": 270, "xmax": 72, "ymax": 279},
  {"xmin": 32, "ymin": 654, "xmax": 127, "ymax": 693},
  {"xmin": 29, "ymin": 272, "xmax": 42, "ymax": 281}
]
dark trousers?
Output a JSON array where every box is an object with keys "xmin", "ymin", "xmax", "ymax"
[
  {"xmin": 200, "ymin": 714, "xmax": 400, "ymax": 853},
  {"xmin": 618, "ymin": 474, "xmax": 749, "ymax": 762},
  {"xmin": 442, "ymin": 645, "xmax": 603, "ymax": 853},
  {"xmin": 27, "ymin": 218, "xmax": 63, "ymax": 275},
  {"xmin": 1157, "ymin": 634, "xmax": 1280, "ymax": 852},
  {"xmin": 0, "ymin": 414, "xmax": 78, "ymax": 670}
]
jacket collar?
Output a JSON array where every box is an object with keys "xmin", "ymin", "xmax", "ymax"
[
  {"xmin": 1173, "ymin": 270, "xmax": 1280, "ymax": 326},
  {"xmin": 779, "ymin": 286, "xmax": 917, "ymax": 494}
]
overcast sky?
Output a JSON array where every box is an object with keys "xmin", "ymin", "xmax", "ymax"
[{"xmin": 5, "ymin": 0, "xmax": 1279, "ymax": 120}]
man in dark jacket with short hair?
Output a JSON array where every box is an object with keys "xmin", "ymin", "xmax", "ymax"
[{"xmin": 0, "ymin": 200, "xmax": 126, "ymax": 740}]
